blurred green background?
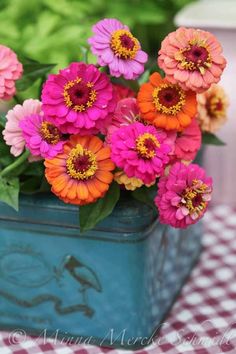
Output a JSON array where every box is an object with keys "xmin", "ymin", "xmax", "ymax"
[{"xmin": 0, "ymin": 0, "xmax": 194, "ymax": 69}]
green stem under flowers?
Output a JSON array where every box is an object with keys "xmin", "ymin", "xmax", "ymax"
[{"xmin": 0, "ymin": 150, "xmax": 30, "ymax": 178}]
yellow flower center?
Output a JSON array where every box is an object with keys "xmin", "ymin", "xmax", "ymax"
[
  {"xmin": 136, "ymin": 133, "xmax": 160, "ymax": 159},
  {"xmin": 63, "ymin": 78, "xmax": 96, "ymax": 112},
  {"xmin": 152, "ymin": 83, "xmax": 186, "ymax": 115},
  {"xmin": 66, "ymin": 144, "xmax": 97, "ymax": 180},
  {"xmin": 182, "ymin": 180, "xmax": 209, "ymax": 215},
  {"xmin": 175, "ymin": 39, "xmax": 212, "ymax": 74},
  {"xmin": 207, "ymin": 96, "xmax": 225, "ymax": 119},
  {"xmin": 110, "ymin": 29, "xmax": 140, "ymax": 59},
  {"xmin": 40, "ymin": 121, "xmax": 61, "ymax": 144}
]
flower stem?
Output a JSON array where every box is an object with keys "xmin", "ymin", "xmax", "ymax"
[{"xmin": 0, "ymin": 150, "xmax": 30, "ymax": 178}]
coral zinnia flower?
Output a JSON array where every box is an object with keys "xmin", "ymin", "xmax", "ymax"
[
  {"xmin": 41, "ymin": 62, "xmax": 116, "ymax": 135},
  {"xmin": 111, "ymin": 122, "xmax": 171, "ymax": 184},
  {"xmin": 0, "ymin": 45, "xmax": 23, "ymax": 100},
  {"xmin": 155, "ymin": 162, "xmax": 212, "ymax": 228},
  {"xmin": 45, "ymin": 135, "xmax": 115, "ymax": 206},
  {"xmin": 88, "ymin": 18, "xmax": 148, "ymax": 80},
  {"xmin": 158, "ymin": 27, "xmax": 226, "ymax": 93},
  {"xmin": 170, "ymin": 119, "xmax": 202, "ymax": 163},
  {"xmin": 137, "ymin": 72, "xmax": 197, "ymax": 131},
  {"xmin": 197, "ymin": 84, "xmax": 229, "ymax": 133},
  {"xmin": 3, "ymin": 99, "xmax": 42, "ymax": 156},
  {"xmin": 19, "ymin": 114, "xmax": 65, "ymax": 159}
]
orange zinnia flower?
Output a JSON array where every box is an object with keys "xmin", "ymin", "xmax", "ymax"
[
  {"xmin": 45, "ymin": 135, "xmax": 115, "ymax": 205},
  {"xmin": 137, "ymin": 72, "xmax": 197, "ymax": 131}
]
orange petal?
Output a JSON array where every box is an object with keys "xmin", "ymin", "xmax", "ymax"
[
  {"xmin": 87, "ymin": 136, "xmax": 103, "ymax": 153},
  {"xmin": 77, "ymin": 182, "xmax": 89, "ymax": 200},
  {"xmin": 96, "ymin": 147, "xmax": 111, "ymax": 161},
  {"xmin": 98, "ymin": 159, "xmax": 115, "ymax": 171},
  {"xmin": 149, "ymin": 72, "xmax": 162, "ymax": 87},
  {"xmin": 87, "ymin": 180, "xmax": 103, "ymax": 198},
  {"xmin": 96, "ymin": 170, "xmax": 114, "ymax": 184}
]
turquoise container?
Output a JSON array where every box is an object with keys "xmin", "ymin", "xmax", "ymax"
[{"xmin": 0, "ymin": 194, "xmax": 202, "ymax": 349}]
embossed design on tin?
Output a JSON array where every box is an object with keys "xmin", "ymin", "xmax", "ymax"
[{"xmin": 0, "ymin": 245, "xmax": 102, "ymax": 318}]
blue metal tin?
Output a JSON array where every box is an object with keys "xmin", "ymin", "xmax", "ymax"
[{"xmin": 0, "ymin": 194, "xmax": 202, "ymax": 349}]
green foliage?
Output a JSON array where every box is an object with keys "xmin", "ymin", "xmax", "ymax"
[
  {"xmin": 0, "ymin": 0, "xmax": 195, "ymax": 70},
  {"xmin": 79, "ymin": 182, "xmax": 120, "ymax": 232},
  {"xmin": 16, "ymin": 57, "xmax": 56, "ymax": 91},
  {"xmin": 202, "ymin": 132, "xmax": 226, "ymax": 146},
  {"xmin": 131, "ymin": 184, "xmax": 157, "ymax": 210},
  {"xmin": 0, "ymin": 176, "xmax": 19, "ymax": 211}
]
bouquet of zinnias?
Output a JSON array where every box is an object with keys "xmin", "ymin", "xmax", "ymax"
[{"xmin": 0, "ymin": 19, "xmax": 228, "ymax": 231}]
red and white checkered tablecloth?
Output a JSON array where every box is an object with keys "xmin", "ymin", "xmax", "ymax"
[{"xmin": 0, "ymin": 205, "xmax": 236, "ymax": 354}]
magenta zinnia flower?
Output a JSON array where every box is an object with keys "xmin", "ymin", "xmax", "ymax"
[
  {"xmin": 158, "ymin": 27, "xmax": 226, "ymax": 93},
  {"xmin": 0, "ymin": 45, "xmax": 23, "ymax": 100},
  {"xmin": 111, "ymin": 122, "xmax": 171, "ymax": 184},
  {"xmin": 19, "ymin": 114, "xmax": 65, "ymax": 159},
  {"xmin": 88, "ymin": 18, "xmax": 148, "ymax": 80},
  {"xmin": 155, "ymin": 162, "xmax": 213, "ymax": 228},
  {"xmin": 170, "ymin": 119, "xmax": 202, "ymax": 163},
  {"xmin": 41, "ymin": 62, "xmax": 116, "ymax": 135},
  {"xmin": 3, "ymin": 99, "xmax": 42, "ymax": 156}
]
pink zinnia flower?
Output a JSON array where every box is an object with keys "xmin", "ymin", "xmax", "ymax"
[
  {"xmin": 0, "ymin": 45, "xmax": 23, "ymax": 100},
  {"xmin": 112, "ymin": 83, "xmax": 135, "ymax": 101},
  {"xmin": 19, "ymin": 114, "xmax": 65, "ymax": 159},
  {"xmin": 155, "ymin": 162, "xmax": 213, "ymax": 228},
  {"xmin": 3, "ymin": 99, "xmax": 42, "ymax": 156},
  {"xmin": 41, "ymin": 62, "xmax": 116, "ymax": 135},
  {"xmin": 111, "ymin": 122, "xmax": 171, "ymax": 184},
  {"xmin": 106, "ymin": 98, "xmax": 140, "ymax": 144},
  {"xmin": 170, "ymin": 119, "xmax": 202, "ymax": 163},
  {"xmin": 158, "ymin": 27, "xmax": 226, "ymax": 93},
  {"xmin": 88, "ymin": 18, "xmax": 148, "ymax": 80}
]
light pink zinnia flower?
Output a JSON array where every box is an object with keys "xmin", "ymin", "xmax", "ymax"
[
  {"xmin": 111, "ymin": 122, "xmax": 171, "ymax": 184},
  {"xmin": 3, "ymin": 99, "xmax": 42, "ymax": 156},
  {"xmin": 158, "ymin": 27, "xmax": 226, "ymax": 93},
  {"xmin": 41, "ymin": 62, "xmax": 116, "ymax": 135},
  {"xmin": 155, "ymin": 162, "xmax": 213, "ymax": 228},
  {"xmin": 170, "ymin": 119, "xmax": 202, "ymax": 163},
  {"xmin": 88, "ymin": 18, "xmax": 148, "ymax": 80},
  {"xmin": 19, "ymin": 114, "xmax": 65, "ymax": 159},
  {"xmin": 0, "ymin": 45, "xmax": 23, "ymax": 100}
]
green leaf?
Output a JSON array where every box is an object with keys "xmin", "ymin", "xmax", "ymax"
[
  {"xmin": 0, "ymin": 114, "xmax": 6, "ymax": 128},
  {"xmin": 202, "ymin": 132, "xmax": 226, "ymax": 146},
  {"xmin": 131, "ymin": 185, "xmax": 157, "ymax": 210},
  {"xmin": 0, "ymin": 176, "xmax": 19, "ymax": 211},
  {"xmin": 79, "ymin": 182, "xmax": 120, "ymax": 233},
  {"xmin": 138, "ymin": 69, "xmax": 150, "ymax": 85},
  {"xmin": 16, "ymin": 60, "xmax": 56, "ymax": 91}
]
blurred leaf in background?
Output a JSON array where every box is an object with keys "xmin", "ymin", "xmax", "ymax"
[{"xmin": 0, "ymin": 0, "xmax": 195, "ymax": 71}]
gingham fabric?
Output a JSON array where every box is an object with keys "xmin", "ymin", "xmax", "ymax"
[{"xmin": 0, "ymin": 205, "xmax": 235, "ymax": 354}]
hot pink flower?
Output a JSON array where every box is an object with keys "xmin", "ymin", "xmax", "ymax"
[
  {"xmin": 19, "ymin": 114, "xmax": 65, "ymax": 159},
  {"xmin": 170, "ymin": 119, "xmax": 202, "ymax": 163},
  {"xmin": 155, "ymin": 162, "xmax": 213, "ymax": 228},
  {"xmin": 3, "ymin": 99, "xmax": 42, "ymax": 156},
  {"xmin": 106, "ymin": 98, "xmax": 140, "ymax": 144},
  {"xmin": 111, "ymin": 122, "xmax": 171, "ymax": 184},
  {"xmin": 158, "ymin": 27, "xmax": 226, "ymax": 93},
  {"xmin": 41, "ymin": 62, "xmax": 116, "ymax": 135},
  {"xmin": 88, "ymin": 18, "xmax": 148, "ymax": 80},
  {"xmin": 0, "ymin": 45, "xmax": 23, "ymax": 100}
]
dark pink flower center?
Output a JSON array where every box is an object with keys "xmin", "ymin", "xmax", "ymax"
[
  {"xmin": 67, "ymin": 82, "xmax": 90, "ymax": 106},
  {"xmin": 119, "ymin": 34, "xmax": 135, "ymax": 50},
  {"xmin": 73, "ymin": 155, "xmax": 91, "ymax": 172},
  {"xmin": 192, "ymin": 194, "xmax": 203, "ymax": 208},
  {"xmin": 158, "ymin": 87, "xmax": 181, "ymax": 108},
  {"xmin": 184, "ymin": 45, "xmax": 209, "ymax": 65},
  {"xmin": 144, "ymin": 138, "xmax": 157, "ymax": 153},
  {"xmin": 40, "ymin": 121, "xmax": 61, "ymax": 145}
]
